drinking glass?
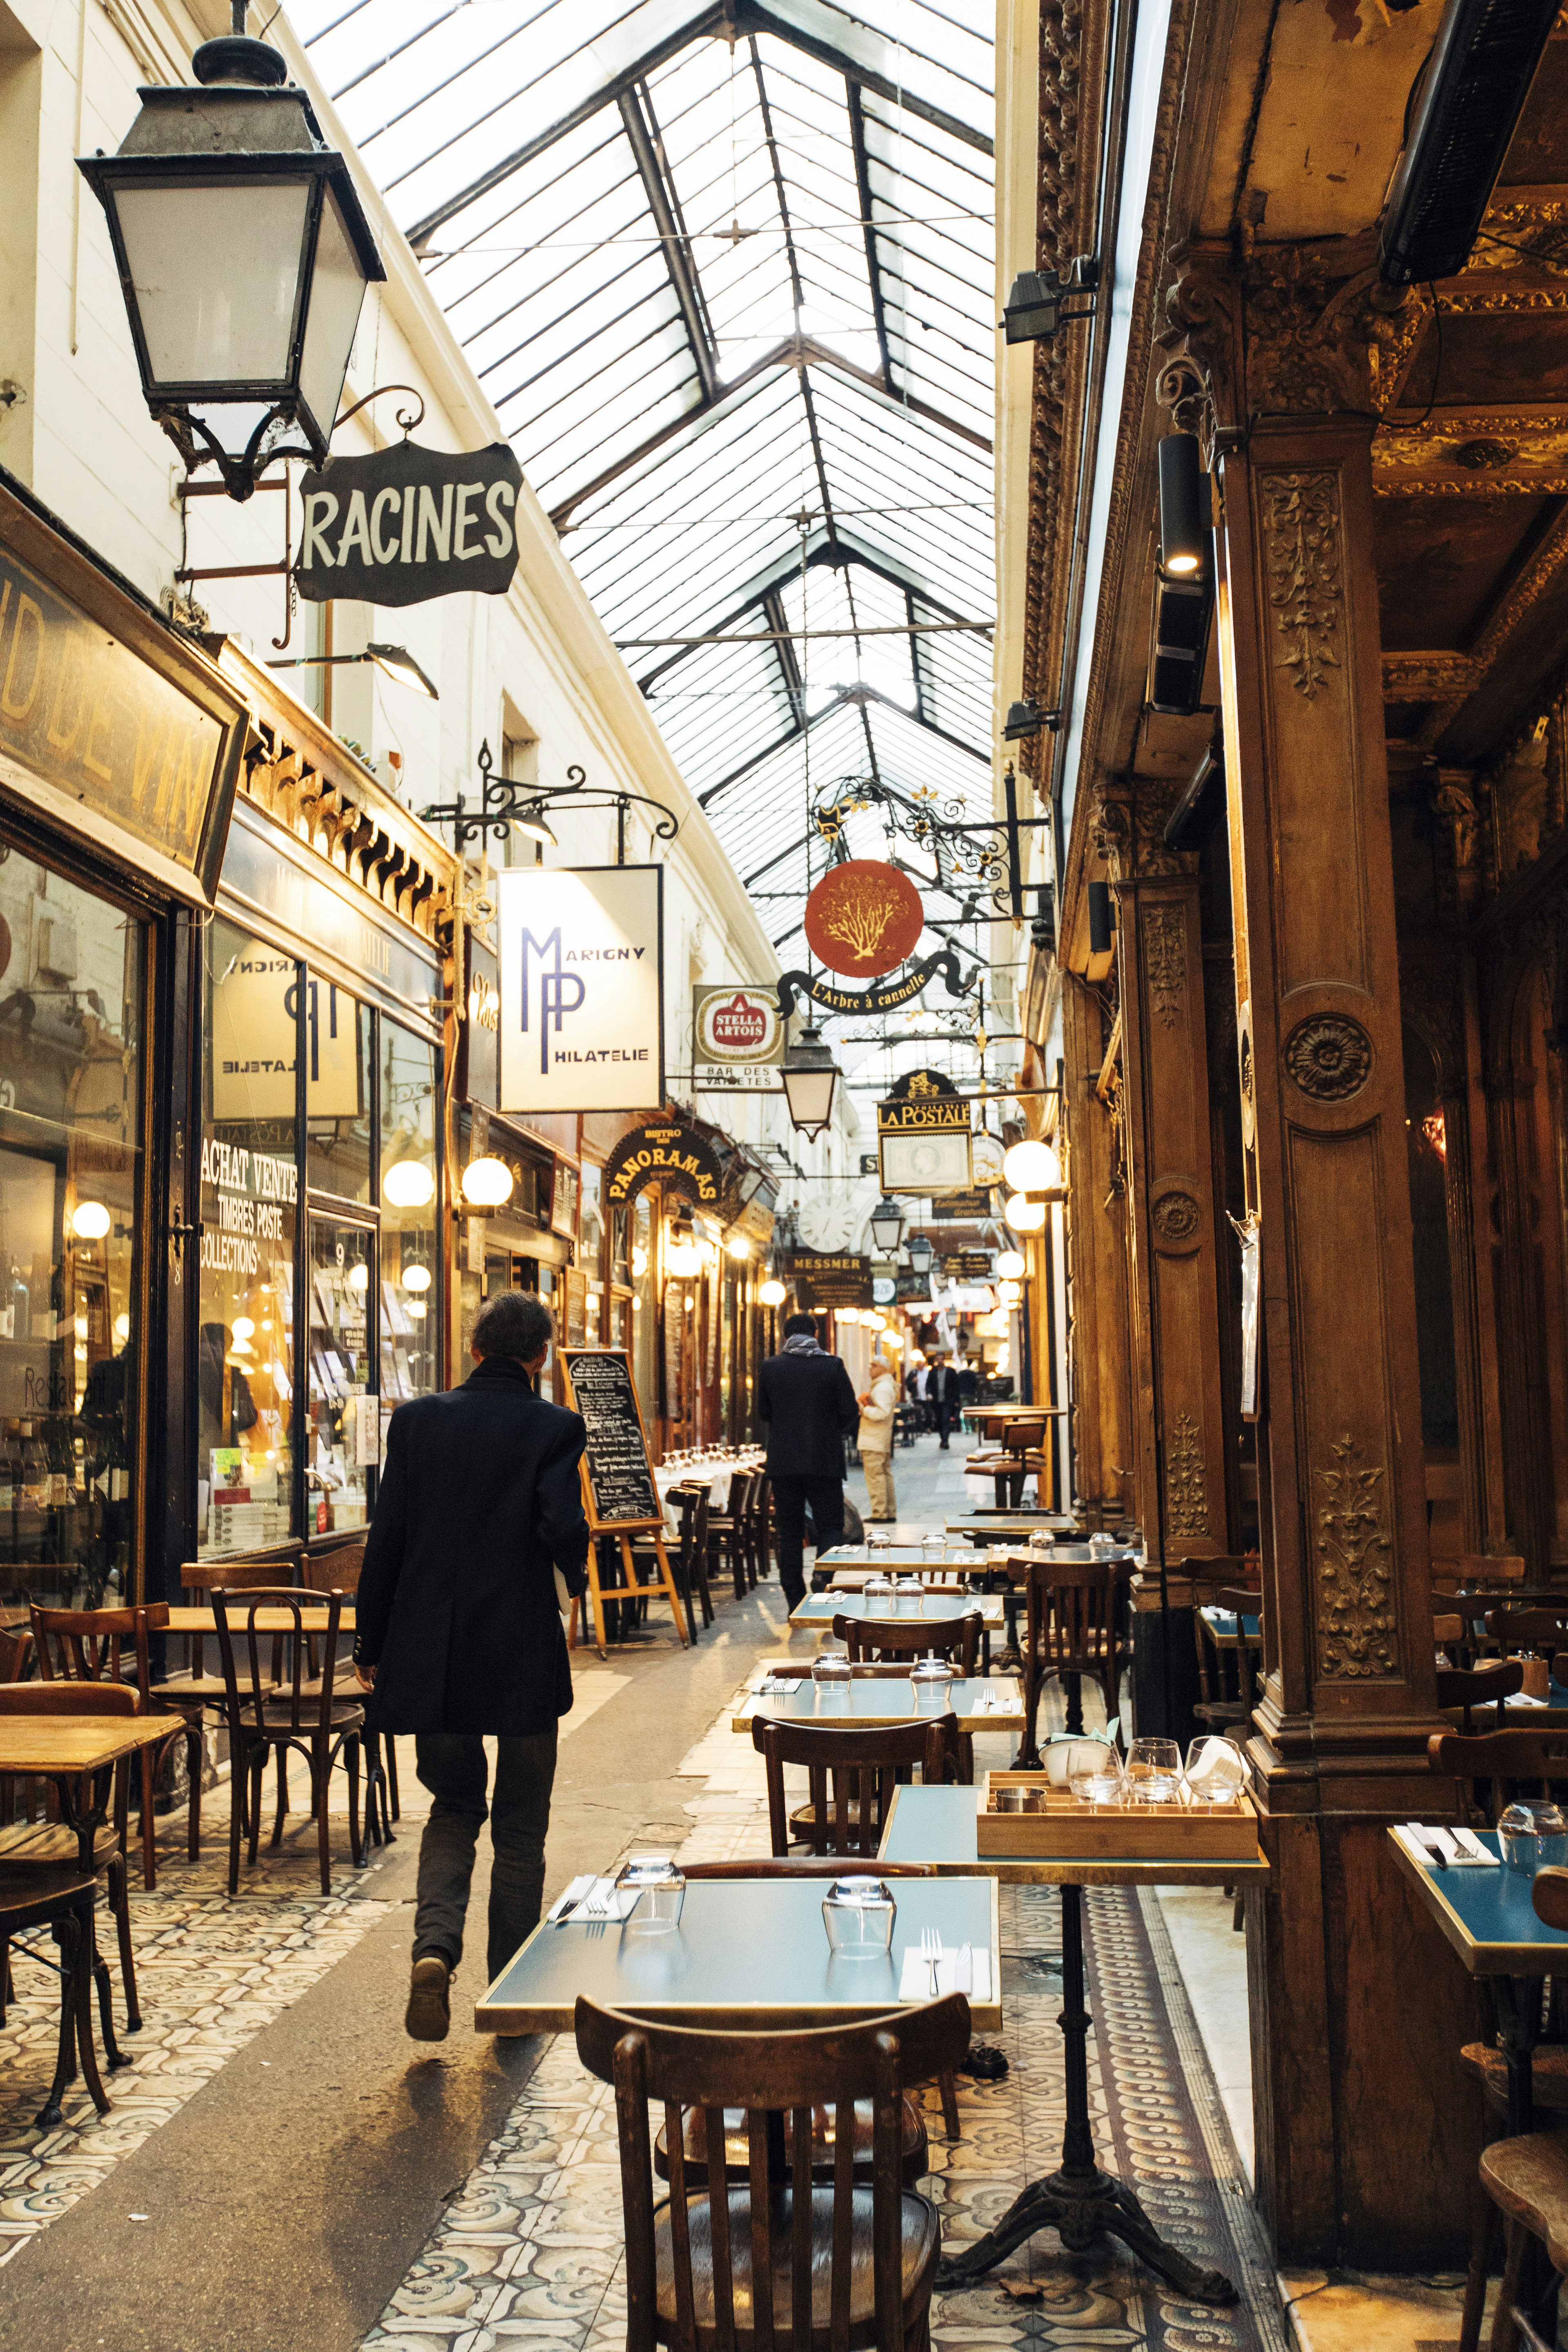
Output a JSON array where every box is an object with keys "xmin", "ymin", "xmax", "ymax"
[
  {"xmin": 892, "ymin": 1577, "xmax": 922, "ymax": 1616},
  {"xmin": 911, "ymin": 1653, "xmax": 953, "ymax": 1709},
  {"xmin": 922, "ymin": 1534, "xmax": 945, "ymax": 1566},
  {"xmin": 616, "ymin": 1853, "xmax": 686, "ymax": 1933},
  {"xmin": 1125, "ymin": 1737, "xmax": 1183, "ymax": 1806},
  {"xmin": 1087, "ymin": 1530, "xmax": 1116, "ymax": 1557},
  {"xmin": 1499, "ymin": 1800, "xmax": 1568, "ymax": 1876},
  {"xmin": 821, "ymin": 1876, "xmax": 896, "ymax": 1957},
  {"xmin": 1183, "ymin": 1737, "xmax": 1248, "ymax": 1810},
  {"xmin": 813, "ymin": 1653, "xmax": 852, "ymax": 1708}
]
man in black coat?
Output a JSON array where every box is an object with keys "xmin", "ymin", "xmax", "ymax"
[
  {"xmin": 354, "ymin": 1290, "xmax": 590, "ymax": 2042},
  {"xmin": 757, "ymin": 1312, "xmax": 860, "ymax": 1607},
  {"xmin": 929, "ymin": 1357, "xmax": 962, "ymax": 1449}
]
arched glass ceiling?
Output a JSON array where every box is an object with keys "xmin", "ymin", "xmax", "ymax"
[{"xmin": 296, "ymin": 0, "xmax": 995, "ymax": 989}]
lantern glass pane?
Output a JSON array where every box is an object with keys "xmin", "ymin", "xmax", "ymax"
[
  {"xmin": 297, "ymin": 185, "xmax": 368, "ymax": 444},
  {"xmin": 115, "ymin": 178, "xmax": 311, "ymax": 391}
]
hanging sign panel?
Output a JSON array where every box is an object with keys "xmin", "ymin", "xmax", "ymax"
[
  {"xmin": 787, "ymin": 1252, "xmax": 873, "ymax": 1310},
  {"xmin": 878, "ymin": 1090, "xmax": 973, "ymax": 1195},
  {"xmin": 693, "ymin": 984, "xmax": 785, "ymax": 1067},
  {"xmin": 775, "ymin": 947, "xmax": 970, "ymax": 1018},
  {"xmin": 497, "ymin": 866, "xmax": 664, "ymax": 1115},
  {"xmin": 294, "ymin": 439, "xmax": 523, "ymax": 606},
  {"xmin": 803, "ymin": 861, "xmax": 923, "ymax": 978},
  {"xmin": 602, "ymin": 1120, "xmax": 724, "ymax": 1212}
]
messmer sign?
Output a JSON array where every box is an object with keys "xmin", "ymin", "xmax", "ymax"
[
  {"xmin": 295, "ymin": 440, "xmax": 523, "ymax": 606},
  {"xmin": 497, "ymin": 866, "xmax": 664, "ymax": 1115}
]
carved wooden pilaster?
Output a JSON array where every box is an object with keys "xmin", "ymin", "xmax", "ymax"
[
  {"xmin": 1113, "ymin": 794, "xmax": 1231, "ymax": 1565},
  {"xmin": 1061, "ymin": 974, "xmax": 1134, "ymax": 1527}
]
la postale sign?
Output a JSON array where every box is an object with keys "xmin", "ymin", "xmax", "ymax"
[{"xmin": 295, "ymin": 440, "xmax": 523, "ymax": 606}]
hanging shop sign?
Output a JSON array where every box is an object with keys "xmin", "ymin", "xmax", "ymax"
[
  {"xmin": 971, "ymin": 1132, "xmax": 1005, "ymax": 1187},
  {"xmin": 693, "ymin": 983, "xmax": 785, "ymax": 1067},
  {"xmin": 0, "ymin": 490, "xmax": 245, "ymax": 904},
  {"xmin": 497, "ymin": 865, "xmax": 663, "ymax": 1114},
  {"xmin": 787, "ymin": 1252, "xmax": 873, "ymax": 1310},
  {"xmin": 872, "ymin": 1275, "xmax": 896, "ymax": 1306},
  {"xmin": 775, "ymin": 945, "xmax": 970, "ymax": 1019},
  {"xmin": 946, "ymin": 1251, "xmax": 995, "ymax": 1280},
  {"xmin": 602, "ymin": 1120, "xmax": 724, "ymax": 1212},
  {"xmin": 878, "ymin": 1089, "xmax": 973, "ymax": 1195},
  {"xmin": 938, "ymin": 1187, "xmax": 998, "ymax": 1220},
  {"xmin": 210, "ymin": 949, "xmax": 363, "ymax": 1123},
  {"xmin": 803, "ymin": 860, "xmax": 923, "ymax": 979},
  {"xmin": 295, "ymin": 439, "xmax": 523, "ymax": 606},
  {"xmin": 887, "ymin": 1068, "xmax": 960, "ymax": 1100},
  {"xmin": 460, "ymin": 930, "xmax": 500, "ymax": 1109}
]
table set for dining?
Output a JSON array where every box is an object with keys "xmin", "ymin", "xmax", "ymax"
[{"xmin": 652, "ymin": 1443, "xmax": 764, "ymax": 1527}]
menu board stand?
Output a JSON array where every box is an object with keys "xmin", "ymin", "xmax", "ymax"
[{"xmin": 557, "ymin": 1348, "xmax": 690, "ymax": 1657}]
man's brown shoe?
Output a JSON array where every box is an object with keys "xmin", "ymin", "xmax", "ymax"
[{"xmin": 405, "ymin": 1955, "xmax": 451, "ymax": 2042}]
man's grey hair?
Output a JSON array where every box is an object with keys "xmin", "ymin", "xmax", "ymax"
[{"xmin": 473, "ymin": 1290, "xmax": 554, "ymax": 1362}]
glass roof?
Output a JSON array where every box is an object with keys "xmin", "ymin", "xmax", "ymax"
[{"xmin": 296, "ymin": 0, "xmax": 996, "ymax": 1049}]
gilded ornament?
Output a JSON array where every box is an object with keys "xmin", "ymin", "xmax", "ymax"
[
  {"xmin": 1316, "ymin": 1432, "xmax": 1396, "ymax": 1678},
  {"xmin": 1152, "ymin": 1191, "xmax": 1200, "ymax": 1245},
  {"xmin": 1143, "ymin": 904, "xmax": 1187, "ymax": 1030},
  {"xmin": 1263, "ymin": 472, "xmax": 1343, "ymax": 702},
  {"xmin": 1163, "ymin": 1411, "xmax": 1208, "ymax": 1540},
  {"xmin": 1284, "ymin": 1015, "xmax": 1373, "ymax": 1100}
]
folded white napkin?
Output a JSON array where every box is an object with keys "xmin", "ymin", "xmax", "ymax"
[
  {"xmin": 898, "ymin": 1944, "xmax": 992, "ymax": 2001},
  {"xmin": 758, "ymin": 1676, "xmax": 804, "ymax": 1694},
  {"xmin": 1396, "ymin": 1823, "xmax": 1497, "ymax": 1866}
]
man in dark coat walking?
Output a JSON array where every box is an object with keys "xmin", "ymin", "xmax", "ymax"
[
  {"xmin": 929, "ymin": 1357, "xmax": 962, "ymax": 1449},
  {"xmin": 354, "ymin": 1290, "xmax": 590, "ymax": 2041},
  {"xmin": 757, "ymin": 1312, "xmax": 860, "ymax": 1607}
]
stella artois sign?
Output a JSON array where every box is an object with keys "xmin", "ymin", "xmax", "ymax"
[
  {"xmin": 693, "ymin": 984, "xmax": 785, "ymax": 1067},
  {"xmin": 804, "ymin": 860, "xmax": 923, "ymax": 979}
]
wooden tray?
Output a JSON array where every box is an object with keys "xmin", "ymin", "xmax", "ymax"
[{"xmin": 976, "ymin": 1771, "xmax": 1261, "ymax": 1861}]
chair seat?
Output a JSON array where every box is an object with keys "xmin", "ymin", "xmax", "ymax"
[
  {"xmin": 655, "ymin": 2096, "xmax": 928, "ymax": 2188},
  {"xmin": 151, "ymin": 1681, "xmax": 231, "ymax": 1708},
  {"xmin": 654, "ymin": 2184, "xmax": 939, "ymax": 2343},
  {"xmin": 245, "ymin": 1699, "xmax": 365, "ymax": 1733},
  {"xmin": 0, "ymin": 1819, "xmax": 119, "ymax": 1871},
  {"xmin": 1462, "ymin": 2044, "xmax": 1568, "ymax": 2117},
  {"xmin": 1479, "ymin": 2127, "xmax": 1568, "ymax": 2276}
]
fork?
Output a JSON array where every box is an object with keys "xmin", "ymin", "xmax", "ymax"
[
  {"xmin": 582, "ymin": 1882, "xmax": 613, "ymax": 1918},
  {"xmin": 919, "ymin": 1925, "xmax": 942, "ymax": 1998}
]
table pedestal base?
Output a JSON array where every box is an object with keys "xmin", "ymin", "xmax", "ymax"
[{"xmin": 936, "ymin": 1883, "xmax": 1238, "ymax": 2307}]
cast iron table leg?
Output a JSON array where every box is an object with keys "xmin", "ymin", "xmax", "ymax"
[
  {"xmin": 1494, "ymin": 1975, "xmax": 1541, "ymax": 2138},
  {"xmin": 937, "ymin": 1884, "xmax": 1237, "ymax": 2304},
  {"xmin": 57, "ymin": 1763, "xmax": 130, "ymax": 2068}
]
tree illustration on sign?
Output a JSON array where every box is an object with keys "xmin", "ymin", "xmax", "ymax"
[{"xmin": 804, "ymin": 860, "xmax": 923, "ymax": 979}]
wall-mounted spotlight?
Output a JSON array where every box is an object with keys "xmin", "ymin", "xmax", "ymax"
[
  {"xmin": 266, "ymin": 642, "xmax": 439, "ymax": 699},
  {"xmin": 1001, "ymin": 256, "xmax": 1099, "ymax": 346},
  {"xmin": 1003, "ymin": 699, "xmax": 1061, "ymax": 742},
  {"xmin": 1158, "ymin": 435, "xmax": 1209, "ymax": 578}
]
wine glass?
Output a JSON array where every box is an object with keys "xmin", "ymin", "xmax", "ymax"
[
  {"xmin": 1125, "ymin": 1738, "xmax": 1182, "ymax": 1806},
  {"xmin": 1184, "ymin": 1737, "xmax": 1248, "ymax": 1810}
]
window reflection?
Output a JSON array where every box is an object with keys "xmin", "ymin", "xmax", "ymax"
[
  {"xmin": 309, "ymin": 1216, "xmax": 374, "ymax": 1533},
  {"xmin": 200, "ymin": 918, "xmax": 297, "ymax": 1555},
  {"xmin": 305, "ymin": 981, "xmax": 371, "ymax": 1203},
  {"xmin": 0, "ymin": 853, "xmax": 142, "ymax": 1607},
  {"xmin": 379, "ymin": 1020, "xmax": 438, "ymax": 1408}
]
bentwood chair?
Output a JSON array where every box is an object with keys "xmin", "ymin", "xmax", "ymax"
[
  {"xmin": 0, "ymin": 1862, "xmax": 107, "ymax": 2129},
  {"xmin": 301, "ymin": 1543, "xmax": 397, "ymax": 1841},
  {"xmin": 831, "ymin": 1611, "xmax": 982, "ymax": 1782},
  {"xmin": 210, "ymin": 1588, "xmax": 365, "ymax": 1896},
  {"xmin": 30, "ymin": 1601, "xmax": 205, "ymax": 1889},
  {"xmin": 668, "ymin": 1859, "xmax": 942, "ymax": 2190},
  {"xmin": 752, "ymin": 1712, "xmax": 956, "ymax": 1863},
  {"xmin": 1018, "ymin": 1557, "xmax": 1132, "ymax": 1766},
  {"xmin": 0, "ymin": 1681, "xmax": 142, "ymax": 2040},
  {"xmin": 1430, "ymin": 1727, "xmax": 1568, "ymax": 1832},
  {"xmin": 1438, "ymin": 1660, "xmax": 1525, "ymax": 1736},
  {"xmin": 1188, "ymin": 1578, "xmax": 1265, "ymax": 1740},
  {"xmin": 575, "ymin": 1992, "xmax": 969, "ymax": 2351}
]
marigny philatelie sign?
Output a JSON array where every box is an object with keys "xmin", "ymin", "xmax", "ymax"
[
  {"xmin": 294, "ymin": 440, "xmax": 524, "ymax": 606},
  {"xmin": 496, "ymin": 866, "xmax": 664, "ymax": 1115}
]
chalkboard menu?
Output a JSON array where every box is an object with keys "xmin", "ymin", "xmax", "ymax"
[{"xmin": 557, "ymin": 1348, "xmax": 660, "ymax": 1529}]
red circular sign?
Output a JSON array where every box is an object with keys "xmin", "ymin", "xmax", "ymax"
[{"xmin": 804, "ymin": 861, "xmax": 923, "ymax": 978}]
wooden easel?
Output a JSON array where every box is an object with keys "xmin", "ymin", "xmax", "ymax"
[{"xmin": 557, "ymin": 1351, "xmax": 690, "ymax": 1659}]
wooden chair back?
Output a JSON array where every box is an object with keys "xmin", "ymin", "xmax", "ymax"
[
  {"xmin": 30, "ymin": 1602, "xmax": 169, "ymax": 1703},
  {"xmin": 831, "ymin": 1611, "xmax": 980, "ymax": 1675},
  {"xmin": 574, "ymin": 1992, "xmax": 969, "ymax": 2352},
  {"xmin": 1430, "ymin": 1727, "xmax": 1568, "ymax": 1827},
  {"xmin": 180, "ymin": 1551, "xmax": 300, "ymax": 1594},
  {"xmin": 0, "ymin": 1626, "xmax": 32, "ymax": 1683},
  {"xmin": 1437, "ymin": 1659, "xmax": 1524, "ymax": 1734},
  {"xmin": 1022, "ymin": 1556, "xmax": 1128, "ymax": 1678},
  {"xmin": 0, "ymin": 1680, "xmax": 138, "ymax": 1716},
  {"xmin": 670, "ymin": 1483, "xmax": 712, "ymax": 1586},
  {"xmin": 211, "ymin": 1588, "xmax": 346, "ymax": 1734},
  {"xmin": 1456, "ymin": 1554, "xmax": 1527, "ymax": 1588},
  {"xmin": 1486, "ymin": 1607, "xmax": 1568, "ymax": 1655},
  {"xmin": 683, "ymin": 1858, "xmax": 936, "ymax": 1881},
  {"xmin": 751, "ymin": 1713, "xmax": 955, "ymax": 1858},
  {"xmin": 1534, "ymin": 1867, "xmax": 1568, "ymax": 1934},
  {"xmin": 301, "ymin": 1543, "xmax": 366, "ymax": 1594}
]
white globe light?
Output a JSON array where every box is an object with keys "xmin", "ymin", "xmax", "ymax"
[
  {"xmin": 995, "ymin": 1250, "xmax": 1027, "ymax": 1279},
  {"xmin": 383, "ymin": 1160, "xmax": 435, "ymax": 1209},
  {"xmin": 632, "ymin": 1245, "xmax": 649, "ymax": 1277},
  {"xmin": 837, "ymin": 1305, "xmax": 861, "ymax": 1325},
  {"xmin": 1004, "ymin": 1194, "xmax": 1047, "ymax": 1233},
  {"xmin": 1002, "ymin": 1138, "xmax": 1060, "ymax": 1193},
  {"xmin": 461, "ymin": 1156, "xmax": 514, "ymax": 1208},
  {"xmin": 71, "ymin": 1200, "xmax": 111, "ymax": 1240},
  {"xmin": 347, "ymin": 1261, "xmax": 370, "ymax": 1292},
  {"xmin": 402, "ymin": 1265, "xmax": 432, "ymax": 1292},
  {"xmin": 998, "ymin": 1281, "xmax": 1022, "ymax": 1305},
  {"xmin": 666, "ymin": 1234, "xmax": 703, "ymax": 1278},
  {"xmin": 405, "ymin": 1299, "xmax": 428, "ymax": 1320},
  {"xmin": 726, "ymin": 1233, "xmax": 750, "ymax": 1260},
  {"xmin": 759, "ymin": 1277, "xmax": 787, "ymax": 1306}
]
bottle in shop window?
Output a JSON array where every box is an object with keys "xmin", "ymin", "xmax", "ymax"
[{"xmin": 20, "ymin": 1422, "xmax": 48, "ymax": 1512}]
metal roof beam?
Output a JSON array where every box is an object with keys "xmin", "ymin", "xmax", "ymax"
[
  {"xmin": 846, "ymin": 82, "xmax": 894, "ymax": 387},
  {"xmin": 736, "ymin": 2, "xmax": 992, "ymax": 157},
  {"xmin": 617, "ymin": 84, "xmax": 720, "ymax": 399}
]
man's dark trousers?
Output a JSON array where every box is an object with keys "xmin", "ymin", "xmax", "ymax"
[
  {"xmin": 935, "ymin": 1398, "xmax": 955, "ymax": 1448},
  {"xmin": 413, "ymin": 1732, "xmax": 557, "ymax": 1983},
  {"xmin": 771, "ymin": 1474, "xmax": 846, "ymax": 1608}
]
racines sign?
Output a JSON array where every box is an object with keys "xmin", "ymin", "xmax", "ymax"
[{"xmin": 295, "ymin": 439, "xmax": 524, "ymax": 606}]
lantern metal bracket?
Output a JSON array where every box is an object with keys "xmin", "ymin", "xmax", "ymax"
[{"xmin": 421, "ymin": 744, "xmax": 682, "ymax": 862}]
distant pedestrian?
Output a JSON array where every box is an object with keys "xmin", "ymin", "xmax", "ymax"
[
  {"xmin": 757, "ymin": 1312, "xmax": 859, "ymax": 1607},
  {"xmin": 929, "ymin": 1358, "xmax": 962, "ymax": 1449},
  {"xmin": 858, "ymin": 1349, "xmax": 899, "ymax": 1521},
  {"xmin": 354, "ymin": 1292, "xmax": 590, "ymax": 2043}
]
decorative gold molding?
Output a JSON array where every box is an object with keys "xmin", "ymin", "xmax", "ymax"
[
  {"xmin": 1164, "ymin": 1410, "xmax": 1209, "ymax": 1540},
  {"xmin": 1383, "ymin": 652, "xmax": 1481, "ymax": 700},
  {"xmin": 1143, "ymin": 902, "xmax": 1187, "ymax": 1029},
  {"xmin": 1316, "ymin": 1432, "xmax": 1396, "ymax": 1679},
  {"xmin": 1261, "ymin": 472, "xmax": 1344, "ymax": 702}
]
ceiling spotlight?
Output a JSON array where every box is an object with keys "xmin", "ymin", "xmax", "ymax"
[
  {"xmin": 1158, "ymin": 434, "xmax": 1208, "ymax": 579},
  {"xmin": 512, "ymin": 803, "xmax": 558, "ymax": 849}
]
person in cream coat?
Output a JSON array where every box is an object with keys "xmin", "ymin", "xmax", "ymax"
[{"xmin": 857, "ymin": 1349, "xmax": 900, "ymax": 1521}]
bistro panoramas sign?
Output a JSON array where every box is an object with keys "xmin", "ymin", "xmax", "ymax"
[
  {"xmin": 295, "ymin": 440, "xmax": 524, "ymax": 606},
  {"xmin": 0, "ymin": 486, "xmax": 245, "ymax": 904},
  {"xmin": 602, "ymin": 1120, "xmax": 724, "ymax": 1212}
]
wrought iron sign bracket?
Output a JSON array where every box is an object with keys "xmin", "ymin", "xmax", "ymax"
[{"xmin": 421, "ymin": 745, "xmax": 682, "ymax": 863}]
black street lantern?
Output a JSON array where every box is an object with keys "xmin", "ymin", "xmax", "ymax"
[
  {"xmin": 780, "ymin": 1028, "xmax": 840, "ymax": 1141},
  {"xmin": 78, "ymin": 5, "xmax": 385, "ymax": 501},
  {"xmin": 906, "ymin": 1231, "xmax": 935, "ymax": 1278},
  {"xmin": 869, "ymin": 1196, "xmax": 904, "ymax": 1255}
]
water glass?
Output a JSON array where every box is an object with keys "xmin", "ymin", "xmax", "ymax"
[
  {"xmin": 922, "ymin": 1534, "xmax": 946, "ymax": 1566},
  {"xmin": 821, "ymin": 1875, "xmax": 897, "ymax": 1957},
  {"xmin": 911, "ymin": 1653, "xmax": 953, "ymax": 1709},
  {"xmin": 1499, "ymin": 1800, "xmax": 1568, "ymax": 1877},
  {"xmin": 892, "ymin": 1577, "xmax": 923, "ymax": 1616},
  {"xmin": 1069, "ymin": 1753, "xmax": 1126, "ymax": 1809},
  {"xmin": 862, "ymin": 1575, "xmax": 896, "ymax": 1608},
  {"xmin": 1184, "ymin": 1737, "xmax": 1248, "ymax": 1810},
  {"xmin": 616, "ymin": 1853, "xmax": 686, "ymax": 1933},
  {"xmin": 813, "ymin": 1653, "xmax": 852, "ymax": 1708},
  {"xmin": 1043, "ymin": 1737, "xmax": 1111, "ymax": 1791},
  {"xmin": 1088, "ymin": 1530, "xmax": 1116, "ymax": 1557},
  {"xmin": 1125, "ymin": 1737, "xmax": 1183, "ymax": 1806}
]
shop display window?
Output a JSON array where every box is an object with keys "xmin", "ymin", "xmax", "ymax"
[
  {"xmin": 581, "ymin": 1161, "xmax": 604, "ymax": 1346},
  {"xmin": 305, "ymin": 982, "xmax": 372, "ymax": 1203},
  {"xmin": 199, "ymin": 918, "xmax": 298, "ymax": 1556},
  {"xmin": 0, "ymin": 854, "xmax": 144, "ymax": 1608},
  {"xmin": 379, "ymin": 1021, "xmax": 439, "ymax": 1413},
  {"xmin": 308, "ymin": 1215, "xmax": 374, "ymax": 1533}
]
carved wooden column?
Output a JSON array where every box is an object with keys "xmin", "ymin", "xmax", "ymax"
[
  {"xmin": 1061, "ymin": 971, "xmax": 1134, "ymax": 1526},
  {"xmin": 1166, "ymin": 245, "xmax": 1482, "ymax": 2269},
  {"xmin": 1096, "ymin": 781, "xmax": 1232, "ymax": 1567}
]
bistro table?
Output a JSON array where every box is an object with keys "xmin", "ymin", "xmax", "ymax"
[
  {"xmin": 819, "ymin": 1543, "xmax": 984, "ymax": 1578},
  {"xmin": 0, "ymin": 1713, "xmax": 173, "ymax": 2064},
  {"xmin": 880, "ymin": 1782, "xmax": 1268, "ymax": 2303},
  {"xmin": 947, "ymin": 1512, "xmax": 1075, "ymax": 1545},
  {"xmin": 165, "ymin": 1605, "xmax": 355, "ymax": 1634},
  {"xmin": 1388, "ymin": 1826, "xmax": 1568, "ymax": 2137},
  {"xmin": 731, "ymin": 1668, "xmax": 1023, "ymax": 1735},
  {"xmin": 788, "ymin": 1586, "xmax": 1007, "ymax": 1673},
  {"xmin": 475, "ymin": 1872, "xmax": 1002, "ymax": 2033}
]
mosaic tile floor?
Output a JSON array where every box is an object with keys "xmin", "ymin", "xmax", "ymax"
[{"xmin": 363, "ymin": 1686, "xmax": 1292, "ymax": 2352}]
